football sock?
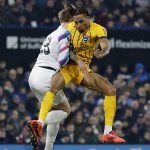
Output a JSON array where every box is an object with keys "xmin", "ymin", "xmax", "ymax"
[
  {"xmin": 44, "ymin": 123, "xmax": 59, "ymax": 150},
  {"xmin": 104, "ymin": 95, "xmax": 116, "ymax": 134},
  {"xmin": 39, "ymin": 91, "xmax": 55, "ymax": 122},
  {"xmin": 45, "ymin": 110, "xmax": 67, "ymax": 125},
  {"xmin": 104, "ymin": 125, "xmax": 112, "ymax": 134}
]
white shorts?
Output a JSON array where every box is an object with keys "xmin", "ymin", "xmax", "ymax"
[{"xmin": 28, "ymin": 66, "xmax": 66, "ymax": 105}]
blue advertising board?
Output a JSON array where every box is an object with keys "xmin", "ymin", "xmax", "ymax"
[{"xmin": 0, "ymin": 144, "xmax": 150, "ymax": 150}]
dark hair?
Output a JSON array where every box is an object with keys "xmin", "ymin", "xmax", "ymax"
[
  {"xmin": 64, "ymin": 1, "xmax": 76, "ymax": 16},
  {"xmin": 75, "ymin": 5, "xmax": 90, "ymax": 16},
  {"xmin": 65, "ymin": 2, "xmax": 90, "ymax": 17},
  {"xmin": 58, "ymin": 8, "xmax": 72, "ymax": 23}
]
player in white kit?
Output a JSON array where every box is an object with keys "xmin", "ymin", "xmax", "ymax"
[{"xmin": 28, "ymin": 7, "xmax": 86, "ymax": 150}]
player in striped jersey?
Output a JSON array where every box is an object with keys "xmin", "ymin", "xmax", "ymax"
[{"xmin": 28, "ymin": 8, "xmax": 87, "ymax": 150}]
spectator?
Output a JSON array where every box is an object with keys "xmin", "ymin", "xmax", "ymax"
[
  {"xmin": 144, "ymin": 129, "xmax": 150, "ymax": 143},
  {"xmin": 104, "ymin": 65, "xmax": 114, "ymax": 82},
  {"xmin": 0, "ymin": 61, "xmax": 7, "ymax": 81},
  {"xmin": 23, "ymin": 1, "xmax": 38, "ymax": 26},
  {"xmin": 66, "ymin": 124, "xmax": 75, "ymax": 143},
  {"xmin": 42, "ymin": 0, "xmax": 58, "ymax": 26},
  {"xmin": 0, "ymin": 127, "xmax": 8, "ymax": 143},
  {"xmin": 116, "ymin": 14, "xmax": 130, "ymax": 28},
  {"xmin": 132, "ymin": 63, "xmax": 149, "ymax": 83},
  {"xmin": 79, "ymin": 124, "xmax": 99, "ymax": 143}
]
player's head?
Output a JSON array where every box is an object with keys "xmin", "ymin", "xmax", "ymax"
[
  {"xmin": 65, "ymin": 2, "xmax": 90, "ymax": 33},
  {"xmin": 73, "ymin": 5, "xmax": 90, "ymax": 33},
  {"xmin": 58, "ymin": 8, "xmax": 73, "ymax": 23}
]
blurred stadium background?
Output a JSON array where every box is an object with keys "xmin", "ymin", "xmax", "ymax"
[{"xmin": 0, "ymin": 0, "xmax": 150, "ymax": 150}]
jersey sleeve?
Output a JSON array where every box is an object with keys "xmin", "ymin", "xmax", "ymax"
[
  {"xmin": 95, "ymin": 25, "xmax": 107, "ymax": 38},
  {"xmin": 67, "ymin": 22, "xmax": 74, "ymax": 33},
  {"xmin": 58, "ymin": 31, "xmax": 71, "ymax": 66}
]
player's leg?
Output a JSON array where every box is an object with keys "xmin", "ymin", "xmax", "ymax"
[
  {"xmin": 28, "ymin": 66, "xmax": 66, "ymax": 147},
  {"xmin": 38, "ymin": 64, "xmax": 73, "ymax": 125},
  {"xmin": 44, "ymin": 123, "xmax": 59, "ymax": 150},
  {"xmin": 45, "ymin": 95, "xmax": 70, "ymax": 125},
  {"xmin": 81, "ymin": 72, "xmax": 116, "ymax": 132},
  {"xmin": 81, "ymin": 72, "xmax": 125, "ymax": 143},
  {"xmin": 29, "ymin": 74, "xmax": 70, "ymax": 148},
  {"xmin": 39, "ymin": 71, "xmax": 66, "ymax": 124},
  {"xmin": 44, "ymin": 99, "xmax": 70, "ymax": 150},
  {"xmin": 28, "ymin": 66, "xmax": 56, "ymax": 147}
]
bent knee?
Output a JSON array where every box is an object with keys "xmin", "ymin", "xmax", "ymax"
[
  {"xmin": 106, "ymin": 86, "xmax": 116, "ymax": 96},
  {"xmin": 62, "ymin": 104, "xmax": 70, "ymax": 116},
  {"xmin": 50, "ymin": 85, "xmax": 59, "ymax": 94},
  {"xmin": 52, "ymin": 101, "xmax": 71, "ymax": 116}
]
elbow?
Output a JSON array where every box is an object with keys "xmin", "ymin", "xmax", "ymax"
[{"xmin": 104, "ymin": 44, "xmax": 110, "ymax": 54}]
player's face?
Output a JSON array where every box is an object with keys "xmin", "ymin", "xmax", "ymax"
[{"xmin": 73, "ymin": 14, "xmax": 90, "ymax": 33}]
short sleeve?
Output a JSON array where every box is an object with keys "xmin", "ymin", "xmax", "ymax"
[
  {"xmin": 67, "ymin": 22, "xmax": 75, "ymax": 33},
  {"xmin": 95, "ymin": 25, "xmax": 107, "ymax": 38},
  {"xmin": 58, "ymin": 31, "xmax": 70, "ymax": 66}
]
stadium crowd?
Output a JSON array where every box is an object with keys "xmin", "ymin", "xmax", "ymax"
[
  {"xmin": 0, "ymin": 0, "xmax": 150, "ymax": 28},
  {"xmin": 0, "ymin": 60, "xmax": 150, "ymax": 145}
]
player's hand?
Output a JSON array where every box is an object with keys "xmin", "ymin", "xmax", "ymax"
[
  {"xmin": 94, "ymin": 49, "xmax": 106, "ymax": 59},
  {"xmin": 77, "ymin": 59, "xmax": 88, "ymax": 76}
]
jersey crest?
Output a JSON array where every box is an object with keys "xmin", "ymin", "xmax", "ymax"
[{"xmin": 83, "ymin": 36, "xmax": 89, "ymax": 43}]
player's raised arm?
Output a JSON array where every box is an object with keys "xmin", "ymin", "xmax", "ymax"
[
  {"xmin": 94, "ymin": 26, "xmax": 110, "ymax": 59},
  {"xmin": 94, "ymin": 38, "xmax": 110, "ymax": 59}
]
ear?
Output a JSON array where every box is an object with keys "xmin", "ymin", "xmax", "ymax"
[{"xmin": 86, "ymin": 16, "xmax": 90, "ymax": 19}]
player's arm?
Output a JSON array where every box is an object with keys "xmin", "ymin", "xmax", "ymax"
[
  {"xmin": 69, "ymin": 42, "xmax": 88, "ymax": 75},
  {"xmin": 58, "ymin": 32, "xmax": 70, "ymax": 66},
  {"xmin": 70, "ymin": 50, "xmax": 88, "ymax": 75},
  {"xmin": 58, "ymin": 31, "xmax": 80, "ymax": 66},
  {"xmin": 58, "ymin": 46, "xmax": 69, "ymax": 66},
  {"xmin": 68, "ymin": 43, "xmax": 82, "ymax": 64},
  {"xmin": 94, "ymin": 38, "xmax": 110, "ymax": 59},
  {"xmin": 94, "ymin": 26, "xmax": 110, "ymax": 59}
]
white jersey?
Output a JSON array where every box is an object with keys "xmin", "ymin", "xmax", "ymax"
[{"xmin": 35, "ymin": 25, "xmax": 71, "ymax": 70}]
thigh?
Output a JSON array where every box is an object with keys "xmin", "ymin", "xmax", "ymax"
[
  {"xmin": 81, "ymin": 72, "xmax": 113, "ymax": 94},
  {"xmin": 29, "ymin": 66, "xmax": 56, "ymax": 101},
  {"xmin": 60, "ymin": 64, "xmax": 80, "ymax": 85},
  {"xmin": 71, "ymin": 70, "xmax": 84, "ymax": 85},
  {"xmin": 50, "ymin": 71, "xmax": 66, "ymax": 93}
]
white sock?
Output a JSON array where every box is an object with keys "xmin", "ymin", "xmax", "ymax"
[
  {"xmin": 44, "ymin": 110, "xmax": 67, "ymax": 150},
  {"xmin": 38, "ymin": 120, "xmax": 45, "ymax": 127},
  {"xmin": 104, "ymin": 125, "xmax": 112, "ymax": 134},
  {"xmin": 45, "ymin": 110, "xmax": 67, "ymax": 125},
  {"xmin": 44, "ymin": 123, "xmax": 59, "ymax": 150}
]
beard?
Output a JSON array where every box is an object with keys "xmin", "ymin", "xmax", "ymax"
[
  {"xmin": 79, "ymin": 29, "xmax": 84, "ymax": 33},
  {"xmin": 78, "ymin": 28, "xmax": 85, "ymax": 33}
]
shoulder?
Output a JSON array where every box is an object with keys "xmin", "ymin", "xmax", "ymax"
[
  {"xmin": 67, "ymin": 22, "xmax": 76, "ymax": 32},
  {"xmin": 91, "ymin": 22, "xmax": 106, "ymax": 31},
  {"xmin": 90, "ymin": 22, "xmax": 107, "ymax": 37},
  {"xmin": 58, "ymin": 30, "xmax": 71, "ymax": 42}
]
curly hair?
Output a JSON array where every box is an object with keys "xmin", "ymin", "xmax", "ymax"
[{"xmin": 64, "ymin": 1, "xmax": 90, "ymax": 17}]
